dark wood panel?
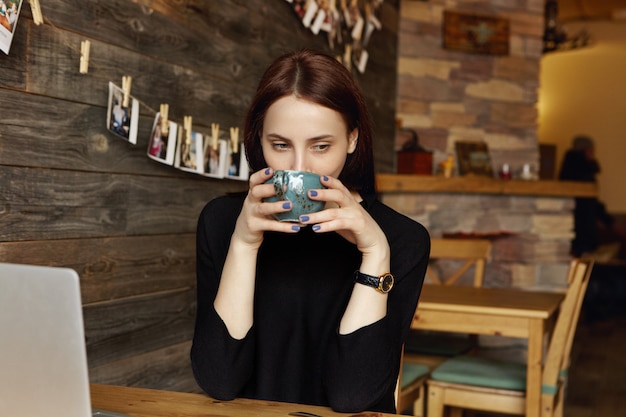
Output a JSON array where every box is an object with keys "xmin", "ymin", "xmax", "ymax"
[
  {"xmin": 23, "ymin": 25, "xmax": 254, "ymax": 125},
  {"xmin": 88, "ymin": 340, "xmax": 200, "ymax": 393},
  {"xmin": 0, "ymin": 234, "xmax": 196, "ymax": 303},
  {"xmin": 32, "ymin": 0, "xmax": 327, "ymax": 86},
  {"xmin": 84, "ymin": 287, "xmax": 196, "ymax": 367},
  {"xmin": 0, "ymin": 166, "xmax": 244, "ymax": 241}
]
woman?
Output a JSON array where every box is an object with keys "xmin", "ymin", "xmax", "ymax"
[{"xmin": 191, "ymin": 49, "xmax": 430, "ymax": 413}]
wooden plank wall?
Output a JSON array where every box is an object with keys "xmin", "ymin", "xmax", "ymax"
[{"xmin": 0, "ymin": 0, "xmax": 399, "ymax": 392}]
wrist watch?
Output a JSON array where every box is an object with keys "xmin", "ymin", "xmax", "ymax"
[{"xmin": 353, "ymin": 270, "xmax": 394, "ymax": 294}]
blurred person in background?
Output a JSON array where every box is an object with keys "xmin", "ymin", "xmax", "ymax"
[{"xmin": 559, "ymin": 135, "xmax": 626, "ymax": 260}]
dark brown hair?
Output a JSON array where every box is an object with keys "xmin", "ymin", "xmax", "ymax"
[{"xmin": 243, "ymin": 49, "xmax": 376, "ymax": 195}]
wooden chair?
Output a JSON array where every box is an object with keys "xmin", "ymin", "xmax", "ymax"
[
  {"xmin": 399, "ymin": 239, "xmax": 492, "ymax": 415},
  {"xmin": 404, "ymin": 238, "xmax": 492, "ymax": 361},
  {"xmin": 396, "ymin": 346, "xmax": 430, "ymax": 416},
  {"xmin": 425, "ymin": 258, "xmax": 594, "ymax": 417},
  {"xmin": 425, "ymin": 238, "xmax": 492, "ymax": 287}
]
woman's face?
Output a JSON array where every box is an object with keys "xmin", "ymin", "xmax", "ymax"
[{"xmin": 261, "ymin": 95, "xmax": 357, "ymax": 178}]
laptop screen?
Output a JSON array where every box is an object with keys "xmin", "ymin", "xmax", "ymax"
[{"xmin": 0, "ymin": 262, "xmax": 92, "ymax": 417}]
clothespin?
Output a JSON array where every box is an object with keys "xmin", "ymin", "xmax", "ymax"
[
  {"xmin": 121, "ymin": 76, "xmax": 132, "ymax": 108},
  {"xmin": 211, "ymin": 123, "xmax": 220, "ymax": 151},
  {"xmin": 159, "ymin": 104, "xmax": 169, "ymax": 135},
  {"xmin": 230, "ymin": 127, "xmax": 240, "ymax": 153},
  {"xmin": 29, "ymin": 0, "xmax": 44, "ymax": 25},
  {"xmin": 184, "ymin": 116, "xmax": 192, "ymax": 144},
  {"xmin": 343, "ymin": 44, "xmax": 352, "ymax": 72},
  {"xmin": 79, "ymin": 40, "xmax": 90, "ymax": 74}
]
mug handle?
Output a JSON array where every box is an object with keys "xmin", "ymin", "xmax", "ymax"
[{"xmin": 273, "ymin": 170, "xmax": 287, "ymax": 199}]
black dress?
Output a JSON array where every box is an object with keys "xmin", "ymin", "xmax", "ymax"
[{"xmin": 191, "ymin": 192, "xmax": 430, "ymax": 413}]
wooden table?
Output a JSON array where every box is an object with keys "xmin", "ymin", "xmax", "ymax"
[
  {"xmin": 90, "ymin": 384, "xmax": 394, "ymax": 417},
  {"xmin": 413, "ymin": 285, "xmax": 564, "ymax": 417}
]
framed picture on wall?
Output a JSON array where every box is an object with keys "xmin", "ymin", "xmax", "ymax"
[
  {"xmin": 443, "ymin": 10, "xmax": 509, "ymax": 55},
  {"xmin": 455, "ymin": 141, "xmax": 494, "ymax": 177}
]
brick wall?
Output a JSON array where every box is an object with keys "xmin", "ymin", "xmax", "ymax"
[
  {"xmin": 396, "ymin": 0, "xmax": 544, "ymax": 176},
  {"xmin": 389, "ymin": 1, "xmax": 577, "ymax": 292},
  {"xmin": 382, "ymin": 192, "xmax": 575, "ymax": 291}
]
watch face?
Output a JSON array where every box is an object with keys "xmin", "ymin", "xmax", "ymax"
[{"xmin": 380, "ymin": 274, "xmax": 394, "ymax": 293}]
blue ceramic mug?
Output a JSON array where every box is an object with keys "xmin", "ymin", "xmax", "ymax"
[{"xmin": 264, "ymin": 170, "xmax": 326, "ymax": 222}]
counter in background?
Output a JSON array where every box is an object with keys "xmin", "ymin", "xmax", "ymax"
[{"xmin": 376, "ymin": 174, "xmax": 597, "ymax": 197}]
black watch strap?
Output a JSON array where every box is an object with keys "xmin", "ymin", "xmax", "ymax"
[{"xmin": 353, "ymin": 270, "xmax": 394, "ymax": 293}]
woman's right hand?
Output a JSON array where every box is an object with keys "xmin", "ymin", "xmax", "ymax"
[{"xmin": 232, "ymin": 168, "xmax": 302, "ymax": 248}]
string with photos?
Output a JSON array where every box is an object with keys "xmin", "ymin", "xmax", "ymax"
[
  {"xmin": 24, "ymin": 1, "xmax": 246, "ymax": 179},
  {"xmin": 286, "ymin": 0, "xmax": 384, "ymax": 74}
]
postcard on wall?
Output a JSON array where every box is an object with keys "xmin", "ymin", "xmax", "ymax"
[
  {"xmin": 175, "ymin": 128, "xmax": 203, "ymax": 174},
  {"xmin": 106, "ymin": 82, "xmax": 139, "ymax": 144},
  {"xmin": 147, "ymin": 112, "xmax": 177, "ymax": 166},
  {"xmin": 202, "ymin": 139, "xmax": 227, "ymax": 179},
  {"xmin": 0, "ymin": 0, "xmax": 23, "ymax": 55}
]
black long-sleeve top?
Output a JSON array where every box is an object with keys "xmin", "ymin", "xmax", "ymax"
[{"xmin": 190, "ymin": 192, "xmax": 430, "ymax": 413}]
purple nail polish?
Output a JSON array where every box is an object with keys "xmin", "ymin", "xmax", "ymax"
[
  {"xmin": 300, "ymin": 215, "xmax": 310, "ymax": 222},
  {"xmin": 312, "ymin": 225, "xmax": 321, "ymax": 232},
  {"xmin": 265, "ymin": 168, "xmax": 271, "ymax": 175},
  {"xmin": 322, "ymin": 176, "xmax": 328, "ymax": 182},
  {"xmin": 292, "ymin": 225, "xmax": 300, "ymax": 232},
  {"xmin": 282, "ymin": 202, "xmax": 291, "ymax": 209},
  {"xmin": 310, "ymin": 190, "xmax": 318, "ymax": 197}
]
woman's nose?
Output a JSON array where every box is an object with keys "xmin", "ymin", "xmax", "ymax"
[{"xmin": 292, "ymin": 152, "xmax": 309, "ymax": 172}]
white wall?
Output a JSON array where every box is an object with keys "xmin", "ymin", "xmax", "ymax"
[{"xmin": 538, "ymin": 21, "xmax": 626, "ymax": 213}]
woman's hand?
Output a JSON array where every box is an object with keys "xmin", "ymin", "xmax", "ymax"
[
  {"xmin": 302, "ymin": 176, "xmax": 390, "ymax": 334},
  {"xmin": 232, "ymin": 168, "xmax": 302, "ymax": 248},
  {"xmin": 299, "ymin": 175, "xmax": 390, "ymax": 270}
]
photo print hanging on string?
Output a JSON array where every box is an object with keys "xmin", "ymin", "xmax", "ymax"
[
  {"xmin": 174, "ymin": 116, "xmax": 203, "ymax": 174},
  {"xmin": 147, "ymin": 112, "xmax": 177, "ymax": 166},
  {"xmin": 0, "ymin": 0, "xmax": 23, "ymax": 55},
  {"xmin": 226, "ymin": 127, "xmax": 249, "ymax": 181},
  {"xmin": 106, "ymin": 81, "xmax": 139, "ymax": 144},
  {"xmin": 201, "ymin": 123, "xmax": 227, "ymax": 179}
]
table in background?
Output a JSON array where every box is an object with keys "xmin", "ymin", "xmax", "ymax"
[
  {"xmin": 413, "ymin": 285, "xmax": 564, "ymax": 417},
  {"xmin": 90, "ymin": 384, "xmax": 394, "ymax": 417}
]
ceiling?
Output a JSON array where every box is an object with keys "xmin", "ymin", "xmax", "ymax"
[{"xmin": 558, "ymin": 0, "xmax": 626, "ymax": 22}]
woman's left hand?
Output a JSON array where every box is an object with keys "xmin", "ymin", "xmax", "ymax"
[{"xmin": 299, "ymin": 176, "xmax": 389, "ymax": 262}]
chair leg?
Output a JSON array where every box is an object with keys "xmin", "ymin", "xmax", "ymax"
[
  {"xmin": 412, "ymin": 385, "xmax": 424, "ymax": 417},
  {"xmin": 541, "ymin": 393, "xmax": 557, "ymax": 417},
  {"xmin": 554, "ymin": 383, "xmax": 565, "ymax": 417},
  {"xmin": 427, "ymin": 385, "xmax": 445, "ymax": 417}
]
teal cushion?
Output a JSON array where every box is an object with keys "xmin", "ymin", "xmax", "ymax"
[
  {"xmin": 431, "ymin": 355, "xmax": 527, "ymax": 391},
  {"xmin": 404, "ymin": 330, "xmax": 476, "ymax": 356},
  {"xmin": 401, "ymin": 363, "xmax": 430, "ymax": 389}
]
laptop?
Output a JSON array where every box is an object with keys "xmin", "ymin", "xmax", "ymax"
[{"xmin": 0, "ymin": 262, "xmax": 127, "ymax": 417}]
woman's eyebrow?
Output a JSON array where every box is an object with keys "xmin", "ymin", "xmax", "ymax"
[
  {"xmin": 265, "ymin": 133, "xmax": 335, "ymax": 142},
  {"xmin": 265, "ymin": 133, "xmax": 291, "ymax": 141}
]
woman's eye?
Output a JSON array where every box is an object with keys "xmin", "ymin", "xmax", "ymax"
[
  {"xmin": 313, "ymin": 144, "xmax": 330, "ymax": 152},
  {"xmin": 272, "ymin": 143, "xmax": 289, "ymax": 150}
]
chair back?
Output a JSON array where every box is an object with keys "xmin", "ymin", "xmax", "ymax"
[
  {"xmin": 427, "ymin": 238, "xmax": 492, "ymax": 287},
  {"xmin": 541, "ymin": 258, "xmax": 594, "ymax": 399}
]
